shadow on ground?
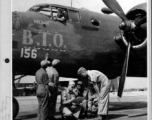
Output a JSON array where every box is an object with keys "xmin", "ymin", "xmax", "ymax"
[
  {"xmin": 15, "ymin": 102, "xmax": 147, "ymax": 120},
  {"xmin": 108, "ymin": 114, "xmax": 128, "ymax": 119},
  {"xmin": 15, "ymin": 112, "xmax": 128, "ymax": 120},
  {"xmin": 15, "ymin": 113, "xmax": 37, "ymax": 120},
  {"xmin": 15, "ymin": 111, "xmax": 62, "ymax": 120},
  {"xmin": 129, "ymin": 113, "xmax": 147, "ymax": 118},
  {"xmin": 109, "ymin": 101, "xmax": 147, "ymax": 111}
]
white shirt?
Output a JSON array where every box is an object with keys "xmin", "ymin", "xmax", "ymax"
[{"xmin": 87, "ymin": 70, "xmax": 106, "ymax": 83}]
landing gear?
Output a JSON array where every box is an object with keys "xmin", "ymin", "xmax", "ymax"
[
  {"xmin": 13, "ymin": 97, "xmax": 19, "ymax": 119},
  {"xmin": 12, "ymin": 73, "xmax": 27, "ymax": 119},
  {"xmin": 13, "ymin": 73, "xmax": 19, "ymax": 119}
]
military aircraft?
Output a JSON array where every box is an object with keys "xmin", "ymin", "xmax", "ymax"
[{"xmin": 12, "ymin": 0, "xmax": 147, "ymax": 118}]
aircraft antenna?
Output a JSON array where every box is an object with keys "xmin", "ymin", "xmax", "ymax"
[
  {"xmin": 71, "ymin": 0, "xmax": 82, "ymax": 8},
  {"xmin": 76, "ymin": 0, "xmax": 81, "ymax": 7},
  {"xmin": 71, "ymin": 0, "xmax": 72, "ymax": 7}
]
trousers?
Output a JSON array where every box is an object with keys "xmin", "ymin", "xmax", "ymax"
[{"xmin": 37, "ymin": 85, "xmax": 49, "ymax": 120}]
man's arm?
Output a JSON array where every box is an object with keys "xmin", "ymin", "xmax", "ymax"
[
  {"xmin": 57, "ymin": 16, "xmax": 65, "ymax": 22},
  {"xmin": 48, "ymin": 74, "xmax": 55, "ymax": 86},
  {"xmin": 42, "ymin": 71, "xmax": 52, "ymax": 96},
  {"xmin": 93, "ymin": 82, "xmax": 100, "ymax": 98},
  {"xmin": 62, "ymin": 91, "xmax": 75, "ymax": 105}
]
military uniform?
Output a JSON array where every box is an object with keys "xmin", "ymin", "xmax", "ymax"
[
  {"xmin": 56, "ymin": 8, "xmax": 67, "ymax": 22},
  {"xmin": 35, "ymin": 68, "xmax": 49, "ymax": 120},
  {"xmin": 46, "ymin": 66, "xmax": 59, "ymax": 117},
  {"xmin": 60, "ymin": 88, "xmax": 82, "ymax": 119},
  {"xmin": 87, "ymin": 70, "xmax": 111, "ymax": 115},
  {"xmin": 76, "ymin": 81, "xmax": 84, "ymax": 97},
  {"xmin": 87, "ymin": 93, "xmax": 98, "ymax": 113}
]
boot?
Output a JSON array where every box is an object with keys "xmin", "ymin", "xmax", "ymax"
[
  {"xmin": 96, "ymin": 115, "xmax": 102, "ymax": 120},
  {"xmin": 102, "ymin": 115, "xmax": 108, "ymax": 120}
]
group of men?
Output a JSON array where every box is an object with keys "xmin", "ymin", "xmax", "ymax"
[
  {"xmin": 35, "ymin": 59, "xmax": 60, "ymax": 120},
  {"xmin": 35, "ymin": 59, "xmax": 111, "ymax": 120}
]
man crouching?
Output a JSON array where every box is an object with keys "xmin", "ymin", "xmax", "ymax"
[{"xmin": 60, "ymin": 81, "xmax": 82, "ymax": 120}]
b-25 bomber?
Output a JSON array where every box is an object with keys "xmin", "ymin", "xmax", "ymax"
[{"xmin": 12, "ymin": 0, "xmax": 147, "ymax": 118}]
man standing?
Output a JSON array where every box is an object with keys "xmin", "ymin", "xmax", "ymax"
[
  {"xmin": 35, "ymin": 60, "xmax": 50, "ymax": 120},
  {"xmin": 77, "ymin": 67, "xmax": 111, "ymax": 120},
  {"xmin": 46, "ymin": 59, "xmax": 60, "ymax": 119}
]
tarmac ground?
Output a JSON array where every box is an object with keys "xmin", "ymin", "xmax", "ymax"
[{"xmin": 15, "ymin": 91, "xmax": 147, "ymax": 120}]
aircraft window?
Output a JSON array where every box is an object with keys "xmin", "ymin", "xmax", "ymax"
[
  {"xmin": 91, "ymin": 18, "xmax": 100, "ymax": 26},
  {"xmin": 51, "ymin": 7, "xmax": 68, "ymax": 21},
  {"xmin": 51, "ymin": 7, "xmax": 58, "ymax": 19},
  {"xmin": 39, "ymin": 8, "xmax": 51, "ymax": 16},
  {"xmin": 68, "ymin": 10, "xmax": 80, "ymax": 23},
  {"xmin": 29, "ymin": 5, "xmax": 51, "ymax": 17}
]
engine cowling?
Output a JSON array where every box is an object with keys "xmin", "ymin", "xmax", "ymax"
[{"xmin": 115, "ymin": 3, "xmax": 147, "ymax": 51}]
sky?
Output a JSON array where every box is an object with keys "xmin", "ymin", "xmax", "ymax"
[{"xmin": 12, "ymin": 0, "xmax": 147, "ymax": 13}]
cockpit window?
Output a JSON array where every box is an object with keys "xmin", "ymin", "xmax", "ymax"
[
  {"xmin": 29, "ymin": 5, "xmax": 69, "ymax": 21},
  {"xmin": 51, "ymin": 6, "xmax": 69, "ymax": 21},
  {"xmin": 29, "ymin": 5, "xmax": 51, "ymax": 16},
  {"xmin": 68, "ymin": 10, "xmax": 80, "ymax": 23},
  {"xmin": 51, "ymin": 7, "xmax": 58, "ymax": 19}
]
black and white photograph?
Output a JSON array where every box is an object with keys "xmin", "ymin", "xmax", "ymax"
[{"xmin": 10, "ymin": 0, "xmax": 150, "ymax": 120}]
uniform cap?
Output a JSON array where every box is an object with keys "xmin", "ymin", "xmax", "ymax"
[
  {"xmin": 69, "ymin": 80, "xmax": 75, "ymax": 85},
  {"xmin": 77, "ymin": 67, "xmax": 86, "ymax": 75},
  {"xmin": 40, "ymin": 60, "xmax": 50, "ymax": 67},
  {"xmin": 52, "ymin": 59, "xmax": 60, "ymax": 66},
  {"xmin": 77, "ymin": 81, "xmax": 83, "ymax": 85},
  {"xmin": 57, "ymin": 8, "xmax": 64, "ymax": 12},
  {"xmin": 89, "ymin": 81, "xmax": 93, "ymax": 84}
]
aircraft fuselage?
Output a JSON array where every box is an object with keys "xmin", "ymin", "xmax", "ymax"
[{"xmin": 13, "ymin": 4, "xmax": 147, "ymax": 78}]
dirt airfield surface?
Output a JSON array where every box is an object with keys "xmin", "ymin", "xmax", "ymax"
[{"xmin": 15, "ymin": 91, "xmax": 147, "ymax": 120}]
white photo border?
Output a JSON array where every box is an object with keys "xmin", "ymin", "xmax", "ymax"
[
  {"xmin": 148, "ymin": 0, "xmax": 152, "ymax": 120},
  {"xmin": 0, "ymin": 0, "xmax": 12, "ymax": 119}
]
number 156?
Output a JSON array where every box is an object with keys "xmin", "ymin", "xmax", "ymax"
[{"xmin": 21, "ymin": 48, "xmax": 37, "ymax": 59}]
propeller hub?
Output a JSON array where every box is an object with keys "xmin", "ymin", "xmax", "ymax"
[
  {"xmin": 119, "ymin": 21, "xmax": 136, "ymax": 31},
  {"xmin": 119, "ymin": 22, "xmax": 126, "ymax": 30}
]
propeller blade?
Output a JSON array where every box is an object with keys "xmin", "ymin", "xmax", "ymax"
[
  {"xmin": 140, "ymin": 23, "xmax": 147, "ymax": 31},
  {"xmin": 118, "ymin": 40, "xmax": 131, "ymax": 97},
  {"xmin": 135, "ymin": 16, "xmax": 147, "ymax": 27},
  {"xmin": 102, "ymin": 0, "xmax": 127, "ymax": 21}
]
